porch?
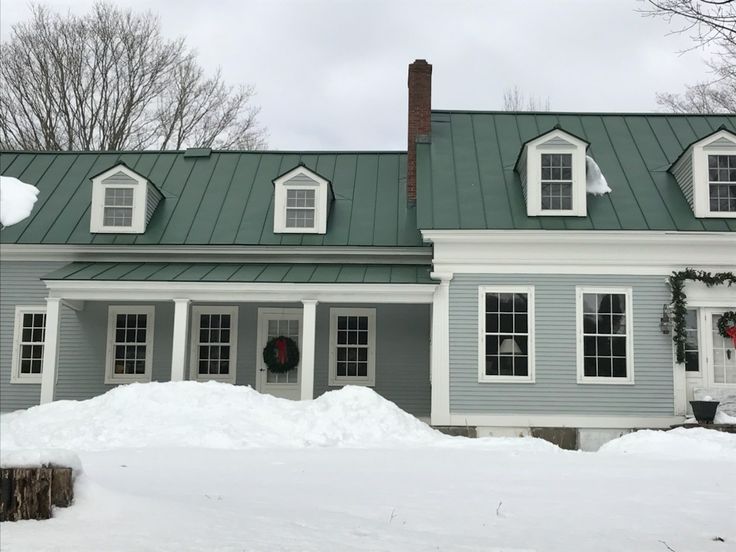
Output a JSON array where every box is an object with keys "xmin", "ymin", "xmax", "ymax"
[{"xmin": 37, "ymin": 263, "xmax": 441, "ymax": 418}]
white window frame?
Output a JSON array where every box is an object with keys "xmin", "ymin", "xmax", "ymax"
[
  {"xmin": 576, "ymin": 287, "xmax": 634, "ymax": 385},
  {"xmin": 328, "ymin": 307, "xmax": 376, "ymax": 387},
  {"xmin": 477, "ymin": 285, "xmax": 536, "ymax": 383},
  {"xmin": 691, "ymin": 129, "xmax": 736, "ymax": 218},
  {"xmin": 10, "ymin": 305, "xmax": 47, "ymax": 384},
  {"xmin": 273, "ymin": 166, "xmax": 330, "ymax": 234},
  {"xmin": 189, "ymin": 305, "xmax": 239, "ymax": 384},
  {"xmin": 90, "ymin": 164, "xmax": 149, "ymax": 233},
  {"xmin": 524, "ymin": 130, "xmax": 587, "ymax": 217},
  {"xmin": 105, "ymin": 305, "xmax": 155, "ymax": 384}
]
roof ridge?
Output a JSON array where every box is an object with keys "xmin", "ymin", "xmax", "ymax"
[{"xmin": 432, "ymin": 109, "xmax": 735, "ymax": 117}]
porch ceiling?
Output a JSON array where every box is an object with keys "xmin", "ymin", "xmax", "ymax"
[{"xmin": 43, "ymin": 262, "xmax": 434, "ymax": 285}]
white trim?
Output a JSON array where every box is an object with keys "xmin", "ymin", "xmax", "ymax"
[
  {"xmin": 39, "ymin": 298, "xmax": 61, "ymax": 404},
  {"xmin": 523, "ymin": 130, "xmax": 587, "ymax": 217},
  {"xmin": 477, "ymin": 286, "xmax": 536, "ymax": 383},
  {"xmin": 10, "ymin": 305, "xmax": 47, "ymax": 384},
  {"xmin": 300, "ymin": 300, "xmax": 318, "ymax": 400},
  {"xmin": 328, "ymin": 307, "xmax": 376, "ymax": 387},
  {"xmin": 189, "ymin": 305, "xmax": 238, "ymax": 384},
  {"xmin": 692, "ymin": 130, "xmax": 736, "ymax": 218},
  {"xmin": 90, "ymin": 164, "xmax": 150, "ymax": 233},
  {"xmin": 575, "ymin": 287, "xmax": 634, "ymax": 385},
  {"xmin": 273, "ymin": 166, "xmax": 330, "ymax": 234},
  {"xmin": 430, "ymin": 273, "xmax": 452, "ymax": 425},
  {"xmin": 44, "ymin": 280, "xmax": 436, "ymax": 304},
  {"xmin": 702, "ymin": 308, "xmax": 736, "ymax": 388},
  {"xmin": 446, "ymin": 413, "xmax": 683, "ymax": 429},
  {"xmin": 0, "ymin": 244, "xmax": 432, "ymax": 262},
  {"xmin": 105, "ymin": 305, "xmax": 155, "ymax": 384},
  {"xmin": 422, "ymin": 230, "xmax": 736, "ymax": 276},
  {"xmin": 170, "ymin": 299, "xmax": 191, "ymax": 382}
]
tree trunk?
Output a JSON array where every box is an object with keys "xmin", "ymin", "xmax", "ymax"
[{"xmin": 0, "ymin": 467, "xmax": 73, "ymax": 521}]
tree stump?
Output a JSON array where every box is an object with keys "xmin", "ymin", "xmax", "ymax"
[{"xmin": 0, "ymin": 467, "xmax": 73, "ymax": 521}]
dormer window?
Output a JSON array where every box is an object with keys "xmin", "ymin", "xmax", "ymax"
[
  {"xmin": 273, "ymin": 164, "xmax": 334, "ymax": 234},
  {"xmin": 708, "ymin": 154, "xmax": 736, "ymax": 213},
  {"xmin": 541, "ymin": 154, "xmax": 573, "ymax": 210},
  {"xmin": 286, "ymin": 188, "xmax": 316, "ymax": 228},
  {"xmin": 672, "ymin": 127, "xmax": 736, "ymax": 218},
  {"xmin": 90, "ymin": 163, "xmax": 163, "ymax": 233},
  {"xmin": 515, "ymin": 127, "xmax": 589, "ymax": 217}
]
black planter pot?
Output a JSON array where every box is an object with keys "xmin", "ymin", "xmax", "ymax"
[{"xmin": 690, "ymin": 400, "xmax": 720, "ymax": 424}]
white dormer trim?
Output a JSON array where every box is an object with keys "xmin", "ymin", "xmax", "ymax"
[
  {"xmin": 90, "ymin": 164, "xmax": 149, "ymax": 234},
  {"xmin": 273, "ymin": 165, "xmax": 331, "ymax": 234},
  {"xmin": 690, "ymin": 129, "xmax": 736, "ymax": 218},
  {"xmin": 520, "ymin": 129, "xmax": 588, "ymax": 217}
]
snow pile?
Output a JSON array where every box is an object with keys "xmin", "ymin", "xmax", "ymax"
[
  {"xmin": 0, "ymin": 382, "xmax": 446, "ymax": 451},
  {"xmin": 0, "ymin": 175, "xmax": 40, "ymax": 226},
  {"xmin": 585, "ymin": 155, "xmax": 611, "ymax": 195},
  {"xmin": 716, "ymin": 409, "xmax": 736, "ymax": 424},
  {"xmin": 599, "ymin": 427, "xmax": 736, "ymax": 460},
  {"xmin": 0, "ymin": 448, "xmax": 82, "ymax": 475}
]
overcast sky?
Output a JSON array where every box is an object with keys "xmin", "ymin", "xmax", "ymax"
[{"xmin": 1, "ymin": 0, "xmax": 717, "ymax": 150}]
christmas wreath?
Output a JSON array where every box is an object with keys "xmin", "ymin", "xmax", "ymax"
[
  {"xmin": 717, "ymin": 311, "xmax": 736, "ymax": 348},
  {"xmin": 262, "ymin": 336, "xmax": 300, "ymax": 373}
]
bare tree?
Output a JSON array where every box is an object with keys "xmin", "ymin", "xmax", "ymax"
[
  {"xmin": 503, "ymin": 85, "xmax": 551, "ymax": 111},
  {"xmin": 0, "ymin": 2, "xmax": 267, "ymax": 151},
  {"xmin": 641, "ymin": 0, "xmax": 736, "ymax": 113}
]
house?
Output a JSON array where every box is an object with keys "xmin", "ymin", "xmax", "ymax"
[{"xmin": 1, "ymin": 60, "xmax": 734, "ymax": 448}]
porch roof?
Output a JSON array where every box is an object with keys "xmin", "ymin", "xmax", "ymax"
[{"xmin": 43, "ymin": 262, "xmax": 435, "ymax": 285}]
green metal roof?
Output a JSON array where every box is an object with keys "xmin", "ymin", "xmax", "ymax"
[
  {"xmin": 417, "ymin": 111, "xmax": 736, "ymax": 231},
  {"xmin": 43, "ymin": 262, "xmax": 435, "ymax": 284},
  {"xmin": 0, "ymin": 151, "xmax": 421, "ymax": 247}
]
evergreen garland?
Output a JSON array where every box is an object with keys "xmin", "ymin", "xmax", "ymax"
[{"xmin": 667, "ymin": 269, "xmax": 736, "ymax": 363}]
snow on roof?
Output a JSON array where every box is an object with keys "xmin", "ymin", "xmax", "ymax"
[{"xmin": 0, "ymin": 175, "xmax": 40, "ymax": 227}]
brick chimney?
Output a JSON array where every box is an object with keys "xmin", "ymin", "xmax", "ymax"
[{"xmin": 407, "ymin": 59, "xmax": 432, "ymax": 205}]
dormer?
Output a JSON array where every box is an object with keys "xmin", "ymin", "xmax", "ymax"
[
  {"xmin": 90, "ymin": 163, "xmax": 162, "ymax": 234},
  {"xmin": 273, "ymin": 164, "xmax": 333, "ymax": 234},
  {"xmin": 671, "ymin": 127, "xmax": 736, "ymax": 218},
  {"xmin": 516, "ymin": 127, "xmax": 589, "ymax": 217}
]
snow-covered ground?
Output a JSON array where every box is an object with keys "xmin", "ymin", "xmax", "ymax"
[{"xmin": 2, "ymin": 382, "xmax": 735, "ymax": 552}]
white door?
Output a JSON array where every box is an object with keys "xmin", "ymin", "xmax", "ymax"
[
  {"xmin": 705, "ymin": 309, "xmax": 736, "ymax": 386},
  {"xmin": 256, "ymin": 308, "xmax": 302, "ymax": 400}
]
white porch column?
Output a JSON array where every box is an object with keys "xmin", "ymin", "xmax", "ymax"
[
  {"xmin": 39, "ymin": 297, "xmax": 62, "ymax": 404},
  {"xmin": 300, "ymin": 300, "xmax": 318, "ymax": 400},
  {"xmin": 430, "ymin": 274, "xmax": 452, "ymax": 426},
  {"xmin": 170, "ymin": 298, "xmax": 191, "ymax": 382}
]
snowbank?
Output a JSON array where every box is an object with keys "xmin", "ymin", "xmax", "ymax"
[
  {"xmin": 599, "ymin": 427, "xmax": 736, "ymax": 460},
  {"xmin": 0, "ymin": 382, "xmax": 446, "ymax": 451},
  {"xmin": 0, "ymin": 175, "xmax": 40, "ymax": 226},
  {"xmin": 0, "ymin": 448, "xmax": 82, "ymax": 474}
]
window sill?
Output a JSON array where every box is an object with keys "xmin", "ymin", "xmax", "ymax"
[
  {"xmin": 328, "ymin": 379, "xmax": 375, "ymax": 387},
  {"xmin": 478, "ymin": 376, "xmax": 535, "ymax": 384},
  {"xmin": 577, "ymin": 378, "xmax": 635, "ymax": 385},
  {"xmin": 9, "ymin": 375, "xmax": 42, "ymax": 384},
  {"xmin": 193, "ymin": 375, "xmax": 236, "ymax": 384},
  {"xmin": 105, "ymin": 374, "xmax": 152, "ymax": 385}
]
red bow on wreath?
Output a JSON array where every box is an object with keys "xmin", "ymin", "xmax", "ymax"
[
  {"xmin": 275, "ymin": 337, "xmax": 288, "ymax": 364},
  {"xmin": 727, "ymin": 326, "xmax": 736, "ymax": 349}
]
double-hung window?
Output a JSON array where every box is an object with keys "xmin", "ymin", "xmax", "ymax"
[
  {"xmin": 190, "ymin": 306, "xmax": 238, "ymax": 383},
  {"xmin": 708, "ymin": 154, "xmax": 736, "ymax": 213},
  {"xmin": 577, "ymin": 288, "xmax": 633, "ymax": 384},
  {"xmin": 329, "ymin": 308, "xmax": 376, "ymax": 386},
  {"xmin": 478, "ymin": 286, "xmax": 535, "ymax": 383},
  {"xmin": 541, "ymin": 153, "xmax": 573, "ymax": 210},
  {"xmin": 11, "ymin": 306, "xmax": 46, "ymax": 383},
  {"xmin": 285, "ymin": 188, "xmax": 316, "ymax": 229},
  {"xmin": 105, "ymin": 306, "xmax": 155, "ymax": 384},
  {"xmin": 103, "ymin": 187, "xmax": 135, "ymax": 227}
]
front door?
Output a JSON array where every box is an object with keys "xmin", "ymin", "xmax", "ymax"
[{"xmin": 256, "ymin": 308, "xmax": 302, "ymax": 400}]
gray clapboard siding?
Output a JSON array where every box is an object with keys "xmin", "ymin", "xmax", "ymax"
[
  {"xmin": 286, "ymin": 174, "xmax": 319, "ymax": 186},
  {"xmin": 145, "ymin": 183, "xmax": 163, "ymax": 225},
  {"xmin": 0, "ymin": 261, "xmax": 64, "ymax": 411},
  {"xmin": 517, "ymin": 148, "xmax": 528, "ymax": 202},
  {"xmin": 449, "ymin": 273, "xmax": 674, "ymax": 416}
]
